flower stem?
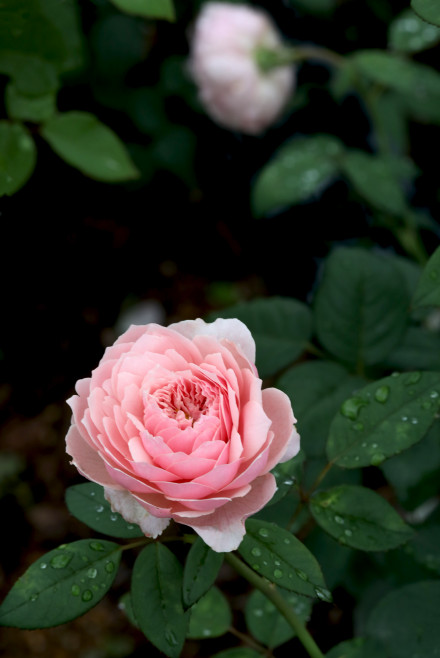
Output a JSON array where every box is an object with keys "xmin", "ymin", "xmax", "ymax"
[
  {"xmin": 225, "ymin": 553, "xmax": 325, "ymax": 658},
  {"xmin": 256, "ymin": 45, "xmax": 346, "ymax": 72}
]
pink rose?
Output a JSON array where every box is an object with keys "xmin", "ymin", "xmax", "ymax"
[
  {"xmin": 189, "ymin": 2, "xmax": 295, "ymax": 135},
  {"xmin": 66, "ymin": 319, "xmax": 299, "ymax": 552}
]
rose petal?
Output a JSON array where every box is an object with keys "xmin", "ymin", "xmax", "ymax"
[
  {"xmin": 66, "ymin": 425, "xmax": 122, "ymax": 489},
  {"xmin": 178, "ymin": 474, "xmax": 276, "ymax": 552},
  {"xmin": 104, "ymin": 488, "xmax": 170, "ymax": 537}
]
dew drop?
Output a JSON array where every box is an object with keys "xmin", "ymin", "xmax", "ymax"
[
  {"xmin": 58, "ymin": 544, "xmax": 67, "ymax": 549},
  {"xmin": 251, "ymin": 547, "xmax": 262, "ymax": 557},
  {"xmin": 30, "ymin": 594, "xmax": 39, "ymax": 602},
  {"xmin": 165, "ymin": 629, "xmax": 178, "ymax": 647},
  {"xmin": 89, "ymin": 491, "xmax": 95, "ymax": 497},
  {"xmin": 95, "ymin": 505, "xmax": 104, "ymax": 513},
  {"xmin": 274, "ymin": 560, "xmax": 281, "ymax": 566},
  {"xmin": 252, "ymin": 564, "xmax": 260, "ymax": 570},
  {"xmin": 202, "ymin": 629, "xmax": 211, "ymax": 637},
  {"xmin": 263, "ymin": 561, "xmax": 268, "ymax": 566},
  {"xmin": 344, "ymin": 529, "xmax": 353, "ymax": 537},
  {"xmin": 82, "ymin": 590, "xmax": 93, "ymax": 602},
  {"xmin": 340, "ymin": 397, "xmax": 366, "ymax": 420},
  {"xmin": 254, "ymin": 608, "xmax": 263, "ymax": 617},
  {"xmin": 258, "ymin": 528, "xmax": 269, "ymax": 538},
  {"xmin": 334, "ymin": 515, "xmax": 345, "ymax": 525},
  {"xmin": 87, "ymin": 568, "xmax": 98, "ymax": 579},
  {"xmin": 89, "ymin": 541, "xmax": 104, "ymax": 551},
  {"xmin": 430, "ymin": 391, "xmax": 439, "ymax": 399},
  {"xmin": 402, "ymin": 416, "xmax": 408, "ymax": 422},
  {"xmin": 105, "ymin": 561, "xmax": 115, "ymax": 573},
  {"xmin": 274, "ymin": 569, "xmax": 283, "ymax": 578},
  {"xmin": 371, "ymin": 443, "xmax": 378, "ymax": 449},
  {"xmin": 374, "ymin": 386, "xmax": 389, "ymax": 403},
  {"xmin": 50, "ymin": 553, "xmax": 73, "ymax": 569},
  {"xmin": 391, "ymin": 372, "xmax": 400, "ymax": 378},
  {"xmin": 283, "ymin": 479, "xmax": 294, "ymax": 486},
  {"xmin": 40, "ymin": 563, "xmax": 47, "ymax": 570},
  {"xmin": 353, "ymin": 422, "xmax": 364, "ymax": 431},
  {"xmin": 283, "ymin": 538, "xmax": 291, "ymax": 545},
  {"xmin": 361, "ymin": 442, "xmax": 367, "ymax": 448},
  {"xmin": 405, "ymin": 372, "xmax": 421, "ymax": 385},
  {"xmin": 127, "ymin": 524, "xmax": 135, "ymax": 530},
  {"xmin": 295, "ymin": 569, "xmax": 308, "ymax": 581},
  {"xmin": 71, "ymin": 584, "xmax": 80, "ymax": 596},
  {"xmin": 371, "ymin": 453, "xmax": 385, "ymax": 466},
  {"xmin": 315, "ymin": 587, "xmax": 332, "ymax": 602},
  {"xmin": 110, "ymin": 514, "xmax": 118, "ymax": 522},
  {"xmin": 411, "ymin": 417, "xmax": 418, "ymax": 425}
]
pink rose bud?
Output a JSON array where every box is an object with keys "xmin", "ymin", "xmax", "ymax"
[
  {"xmin": 66, "ymin": 319, "xmax": 299, "ymax": 552},
  {"xmin": 189, "ymin": 2, "xmax": 295, "ymax": 135}
]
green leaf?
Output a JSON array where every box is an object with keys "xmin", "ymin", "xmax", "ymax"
[
  {"xmin": 305, "ymin": 527, "xmax": 352, "ymax": 591},
  {"xmin": 326, "ymin": 371, "xmax": 440, "ymax": 468},
  {"xmin": 389, "ymin": 9, "xmax": 440, "ymax": 53},
  {"xmin": 326, "ymin": 637, "xmax": 389, "ymax": 658},
  {"xmin": 366, "ymin": 580, "xmax": 440, "ymax": 657},
  {"xmin": 352, "ymin": 50, "xmax": 440, "ymax": 124},
  {"xmin": 314, "ymin": 248, "xmax": 409, "ymax": 368},
  {"xmin": 310, "ymin": 485, "xmax": 413, "ymax": 551},
  {"xmin": 0, "ymin": 0, "xmax": 84, "ymax": 77},
  {"xmin": 245, "ymin": 588, "xmax": 311, "ymax": 648},
  {"xmin": 383, "ymin": 327, "xmax": 440, "ymax": 371},
  {"xmin": 411, "ymin": 525, "xmax": 440, "ymax": 574},
  {"xmin": 182, "ymin": 538, "xmax": 223, "ymax": 607},
  {"xmin": 412, "ymin": 0, "xmax": 440, "ymax": 27},
  {"xmin": 187, "ymin": 587, "xmax": 231, "ymax": 639},
  {"xmin": 42, "ymin": 112, "xmax": 140, "ymax": 182},
  {"xmin": 5, "ymin": 83, "xmax": 56, "ymax": 122},
  {"xmin": 341, "ymin": 150, "xmax": 412, "ymax": 216},
  {"xmin": 213, "ymin": 650, "xmax": 261, "ymax": 658},
  {"xmin": 252, "ymin": 135, "xmax": 343, "ymax": 217},
  {"xmin": 108, "ymin": 0, "xmax": 175, "ymax": 20},
  {"xmin": 238, "ymin": 519, "xmax": 331, "ymax": 600},
  {"xmin": 65, "ymin": 483, "xmax": 144, "ymax": 538},
  {"xmin": 269, "ymin": 450, "xmax": 305, "ymax": 505},
  {"xmin": 0, "ymin": 53, "xmax": 58, "ymax": 96},
  {"xmin": 370, "ymin": 92, "xmax": 409, "ymax": 154},
  {"xmin": 118, "ymin": 592, "xmax": 139, "ymax": 628},
  {"xmin": 131, "ymin": 543, "xmax": 188, "ymax": 658},
  {"xmin": 381, "ymin": 424, "xmax": 440, "ymax": 509},
  {"xmin": 207, "ymin": 297, "xmax": 312, "ymax": 378},
  {"xmin": 413, "ymin": 246, "xmax": 440, "ymax": 308},
  {"xmin": 0, "ymin": 122, "xmax": 36, "ymax": 197},
  {"xmin": 277, "ymin": 361, "xmax": 365, "ymax": 457},
  {"xmin": 0, "ymin": 540, "xmax": 121, "ymax": 628}
]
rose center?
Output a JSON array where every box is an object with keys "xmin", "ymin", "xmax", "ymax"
[{"xmin": 153, "ymin": 378, "xmax": 211, "ymax": 428}]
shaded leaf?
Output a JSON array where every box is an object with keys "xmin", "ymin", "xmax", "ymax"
[
  {"xmin": 42, "ymin": 112, "xmax": 140, "ymax": 182},
  {"xmin": 5, "ymin": 83, "xmax": 56, "ymax": 122},
  {"xmin": 182, "ymin": 538, "xmax": 223, "ymax": 607},
  {"xmin": 131, "ymin": 544, "xmax": 188, "ymax": 658},
  {"xmin": 412, "ymin": 0, "xmax": 440, "ymax": 27},
  {"xmin": 413, "ymin": 246, "xmax": 440, "ymax": 308},
  {"xmin": 0, "ymin": 540, "xmax": 120, "ymax": 628},
  {"xmin": 245, "ymin": 588, "xmax": 311, "ymax": 648},
  {"xmin": 327, "ymin": 371, "xmax": 440, "ymax": 468},
  {"xmin": 187, "ymin": 587, "xmax": 231, "ymax": 639},
  {"xmin": 109, "ymin": 0, "xmax": 175, "ymax": 20},
  {"xmin": 314, "ymin": 248, "xmax": 409, "ymax": 368},
  {"xmin": 238, "ymin": 519, "xmax": 330, "ymax": 600},
  {"xmin": 310, "ymin": 485, "xmax": 413, "ymax": 551},
  {"xmin": 252, "ymin": 135, "xmax": 343, "ymax": 217},
  {"xmin": 389, "ymin": 9, "xmax": 440, "ymax": 52},
  {"xmin": 0, "ymin": 122, "xmax": 36, "ymax": 197}
]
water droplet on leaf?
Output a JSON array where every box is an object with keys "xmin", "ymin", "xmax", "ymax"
[
  {"xmin": 165, "ymin": 630, "xmax": 178, "ymax": 646},
  {"xmin": 295, "ymin": 569, "xmax": 308, "ymax": 581},
  {"xmin": 40, "ymin": 563, "xmax": 47, "ymax": 570},
  {"xmin": 258, "ymin": 528, "xmax": 269, "ymax": 538},
  {"xmin": 374, "ymin": 386, "xmax": 390, "ymax": 403},
  {"xmin": 274, "ymin": 569, "xmax": 283, "ymax": 578},
  {"xmin": 50, "ymin": 553, "xmax": 73, "ymax": 569},
  {"xmin": 315, "ymin": 587, "xmax": 332, "ymax": 602},
  {"xmin": 340, "ymin": 397, "xmax": 366, "ymax": 420},
  {"xmin": 89, "ymin": 541, "xmax": 104, "ymax": 551},
  {"xmin": 251, "ymin": 547, "xmax": 262, "ymax": 557},
  {"xmin": 82, "ymin": 590, "xmax": 93, "ymax": 602},
  {"xmin": 71, "ymin": 585, "xmax": 80, "ymax": 596},
  {"xmin": 371, "ymin": 453, "xmax": 385, "ymax": 466},
  {"xmin": 105, "ymin": 561, "xmax": 115, "ymax": 573},
  {"xmin": 87, "ymin": 568, "xmax": 98, "ymax": 579},
  {"xmin": 334, "ymin": 515, "xmax": 344, "ymax": 525}
]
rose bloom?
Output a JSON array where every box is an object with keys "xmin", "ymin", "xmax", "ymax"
[
  {"xmin": 189, "ymin": 2, "xmax": 295, "ymax": 135},
  {"xmin": 66, "ymin": 319, "xmax": 299, "ymax": 552}
]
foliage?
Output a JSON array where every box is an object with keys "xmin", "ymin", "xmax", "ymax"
[{"xmin": 1, "ymin": 0, "xmax": 440, "ymax": 657}]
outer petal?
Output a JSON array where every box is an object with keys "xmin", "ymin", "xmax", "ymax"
[
  {"xmin": 262, "ymin": 387, "xmax": 300, "ymax": 472},
  {"xmin": 66, "ymin": 424, "xmax": 123, "ymax": 489},
  {"xmin": 104, "ymin": 488, "xmax": 170, "ymax": 538},
  {"xmin": 169, "ymin": 318, "xmax": 256, "ymax": 365},
  {"xmin": 178, "ymin": 473, "xmax": 276, "ymax": 552}
]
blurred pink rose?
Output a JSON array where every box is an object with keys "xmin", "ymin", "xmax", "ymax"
[
  {"xmin": 66, "ymin": 319, "xmax": 299, "ymax": 552},
  {"xmin": 189, "ymin": 2, "xmax": 295, "ymax": 135}
]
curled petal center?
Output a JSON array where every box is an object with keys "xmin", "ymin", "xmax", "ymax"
[{"xmin": 148, "ymin": 376, "xmax": 218, "ymax": 429}]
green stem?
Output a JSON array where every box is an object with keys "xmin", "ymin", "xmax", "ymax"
[
  {"xmin": 225, "ymin": 553, "xmax": 325, "ymax": 658},
  {"xmin": 256, "ymin": 45, "xmax": 346, "ymax": 72}
]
